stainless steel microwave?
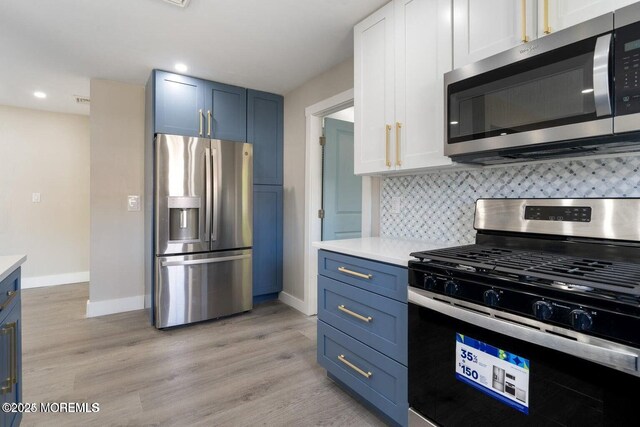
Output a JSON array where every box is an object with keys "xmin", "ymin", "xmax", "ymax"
[{"xmin": 444, "ymin": 3, "xmax": 640, "ymax": 165}]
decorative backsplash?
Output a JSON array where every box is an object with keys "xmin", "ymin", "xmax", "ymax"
[{"xmin": 380, "ymin": 155, "xmax": 640, "ymax": 244}]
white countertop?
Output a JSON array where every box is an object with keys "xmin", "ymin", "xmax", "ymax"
[
  {"xmin": 312, "ymin": 237, "xmax": 456, "ymax": 266},
  {"xmin": 0, "ymin": 255, "xmax": 27, "ymax": 283}
]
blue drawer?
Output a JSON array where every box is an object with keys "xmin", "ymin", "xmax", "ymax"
[
  {"xmin": 318, "ymin": 275, "xmax": 407, "ymax": 365},
  {"xmin": 318, "ymin": 250, "xmax": 408, "ymax": 302},
  {"xmin": 318, "ymin": 321, "xmax": 408, "ymax": 426},
  {"xmin": 0, "ymin": 267, "xmax": 20, "ymax": 315}
]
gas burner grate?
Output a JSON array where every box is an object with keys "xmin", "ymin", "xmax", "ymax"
[{"xmin": 412, "ymin": 245, "xmax": 640, "ymax": 297}]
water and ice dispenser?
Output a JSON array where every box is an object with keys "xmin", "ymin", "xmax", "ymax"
[{"xmin": 168, "ymin": 197, "xmax": 201, "ymax": 242}]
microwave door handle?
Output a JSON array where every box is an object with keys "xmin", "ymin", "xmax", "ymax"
[
  {"xmin": 204, "ymin": 147, "xmax": 211, "ymax": 243},
  {"xmin": 593, "ymin": 33, "xmax": 612, "ymax": 117}
]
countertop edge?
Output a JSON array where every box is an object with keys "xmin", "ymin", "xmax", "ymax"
[{"xmin": 0, "ymin": 255, "xmax": 27, "ymax": 284}]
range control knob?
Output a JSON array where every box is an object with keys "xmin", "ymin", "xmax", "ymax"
[
  {"xmin": 570, "ymin": 309, "xmax": 593, "ymax": 331},
  {"xmin": 483, "ymin": 289, "xmax": 500, "ymax": 307},
  {"xmin": 423, "ymin": 275, "xmax": 437, "ymax": 290},
  {"xmin": 533, "ymin": 301, "xmax": 553, "ymax": 321},
  {"xmin": 444, "ymin": 280, "xmax": 460, "ymax": 296}
]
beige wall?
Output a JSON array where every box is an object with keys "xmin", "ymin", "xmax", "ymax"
[
  {"xmin": 0, "ymin": 105, "xmax": 89, "ymax": 285},
  {"xmin": 89, "ymin": 79, "xmax": 145, "ymax": 312},
  {"xmin": 282, "ymin": 58, "xmax": 354, "ymax": 300}
]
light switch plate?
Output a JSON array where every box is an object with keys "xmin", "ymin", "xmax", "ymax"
[
  {"xmin": 32, "ymin": 192, "xmax": 41, "ymax": 203},
  {"xmin": 127, "ymin": 195, "xmax": 140, "ymax": 211}
]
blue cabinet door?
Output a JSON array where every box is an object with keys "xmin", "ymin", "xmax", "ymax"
[
  {"xmin": 247, "ymin": 90, "xmax": 283, "ymax": 185},
  {"xmin": 0, "ymin": 292, "xmax": 21, "ymax": 427},
  {"xmin": 253, "ymin": 185, "xmax": 283, "ymax": 299},
  {"xmin": 206, "ymin": 82, "xmax": 247, "ymax": 142},
  {"xmin": 154, "ymin": 71, "xmax": 206, "ymax": 137}
]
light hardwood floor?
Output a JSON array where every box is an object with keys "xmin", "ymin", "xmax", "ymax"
[{"xmin": 20, "ymin": 283, "xmax": 386, "ymax": 427}]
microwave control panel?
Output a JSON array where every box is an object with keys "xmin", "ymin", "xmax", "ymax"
[{"xmin": 615, "ymin": 22, "xmax": 640, "ymax": 115}]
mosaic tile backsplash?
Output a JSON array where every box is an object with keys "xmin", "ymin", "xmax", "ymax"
[{"xmin": 380, "ymin": 155, "xmax": 640, "ymax": 244}]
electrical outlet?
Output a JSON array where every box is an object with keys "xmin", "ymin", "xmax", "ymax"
[
  {"xmin": 391, "ymin": 196, "xmax": 402, "ymax": 214},
  {"xmin": 32, "ymin": 192, "xmax": 41, "ymax": 203}
]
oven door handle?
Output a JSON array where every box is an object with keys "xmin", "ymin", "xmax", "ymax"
[
  {"xmin": 593, "ymin": 33, "xmax": 612, "ymax": 117},
  {"xmin": 409, "ymin": 289, "xmax": 638, "ymax": 373}
]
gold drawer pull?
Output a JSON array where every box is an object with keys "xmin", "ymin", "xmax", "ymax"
[
  {"xmin": 338, "ymin": 305, "xmax": 373, "ymax": 323},
  {"xmin": 338, "ymin": 354, "xmax": 372, "ymax": 379},
  {"xmin": 338, "ymin": 266, "xmax": 372, "ymax": 280}
]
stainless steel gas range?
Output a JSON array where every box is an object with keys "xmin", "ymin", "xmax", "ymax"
[{"xmin": 407, "ymin": 198, "xmax": 640, "ymax": 427}]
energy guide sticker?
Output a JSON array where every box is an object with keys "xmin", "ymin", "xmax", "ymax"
[{"xmin": 455, "ymin": 333, "xmax": 530, "ymax": 414}]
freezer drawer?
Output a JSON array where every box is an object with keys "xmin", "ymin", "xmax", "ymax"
[{"xmin": 155, "ymin": 249, "xmax": 252, "ymax": 328}]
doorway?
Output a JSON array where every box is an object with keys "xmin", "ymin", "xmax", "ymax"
[{"xmin": 321, "ymin": 107, "xmax": 362, "ymax": 241}]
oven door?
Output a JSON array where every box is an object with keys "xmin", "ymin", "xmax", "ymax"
[
  {"xmin": 408, "ymin": 289, "xmax": 640, "ymax": 427},
  {"xmin": 444, "ymin": 15, "xmax": 614, "ymax": 159}
]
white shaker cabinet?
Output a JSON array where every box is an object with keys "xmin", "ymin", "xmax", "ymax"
[
  {"xmin": 354, "ymin": 0, "xmax": 453, "ymax": 175},
  {"xmin": 453, "ymin": 0, "xmax": 536, "ymax": 69},
  {"xmin": 537, "ymin": 0, "xmax": 637, "ymax": 38},
  {"xmin": 354, "ymin": 2, "xmax": 395, "ymax": 174}
]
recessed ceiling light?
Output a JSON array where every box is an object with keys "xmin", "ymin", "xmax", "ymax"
[
  {"xmin": 33, "ymin": 91, "xmax": 47, "ymax": 99},
  {"xmin": 581, "ymin": 88, "xmax": 594, "ymax": 94},
  {"xmin": 175, "ymin": 63, "xmax": 188, "ymax": 72},
  {"xmin": 450, "ymin": 121, "xmax": 459, "ymax": 125}
]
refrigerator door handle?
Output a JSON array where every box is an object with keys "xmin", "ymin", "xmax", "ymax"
[
  {"xmin": 161, "ymin": 254, "xmax": 251, "ymax": 267},
  {"xmin": 204, "ymin": 147, "xmax": 212, "ymax": 243},
  {"xmin": 211, "ymin": 145, "xmax": 220, "ymax": 243}
]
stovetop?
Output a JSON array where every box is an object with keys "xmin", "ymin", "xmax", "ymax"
[{"xmin": 411, "ymin": 244, "xmax": 640, "ymax": 303}]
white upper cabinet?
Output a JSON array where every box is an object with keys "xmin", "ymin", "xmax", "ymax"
[
  {"xmin": 537, "ymin": 0, "xmax": 637, "ymax": 38},
  {"xmin": 354, "ymin": 2, "xmax": 395, "ymax": 175},
  {"xmin": 454, "ymin": 0, "xmax": 636, "ymax": 71},
  {"xmin": 355, "ymin": 0, "xmax": 453, "ymax": 175},
  {"xmin": 453, "ymin": 0, "xmax": 536, "ymax": 69}
]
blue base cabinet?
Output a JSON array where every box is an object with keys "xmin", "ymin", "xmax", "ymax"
[
  {"xmin": 317, "ymin": 250, "xmax": 408, "ymax": 427},
  {"xmin": 252, "ymin": 185, "xmax": 283, "ymax": 303},
  {"xmin": 0, "ymin": 268, "xmax": 22, "ymax": 427}
]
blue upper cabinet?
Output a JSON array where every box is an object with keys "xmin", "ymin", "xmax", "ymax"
[
  {"xmin": 151, "ymin": 70, "xmax": 247, "ymax": 141},
  {"xmin": 154, "ymin": 71, "xmax": 206, "ymax": 137},
  {"xmin": 247, "ymin": 90, "xmax": 283, "ymax": 185},
  {"xmin": 206, "ymin": 82, "xmax": 247, "ymax": 142}
]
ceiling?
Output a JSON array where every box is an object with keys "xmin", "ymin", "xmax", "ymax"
[{"xmin": 0, "ymin": 0, "xmax": 386, "ymax": 116}]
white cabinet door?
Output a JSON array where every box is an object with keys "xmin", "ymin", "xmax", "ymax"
[
  {"xmin": 395, "ymin": 0, "xmax": 452, "ymax": 170},
  {"xmin": 453, "ymin": 0, "xmax": 535, "ymax": 69},
  {"xmin": 354, "ymin": 2, "xmax": 395, "ymax": 175},
  {"xmin": 537, "ymin": 0, "xmax": 634, "ymax": 37}
]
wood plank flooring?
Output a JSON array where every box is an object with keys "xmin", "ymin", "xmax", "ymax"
[{"xmin": 20, "ymin": 284, "xmax": 386, "ymax": 427}]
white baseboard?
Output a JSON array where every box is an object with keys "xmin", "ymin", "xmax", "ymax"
[
  {"xmin": 278, "ymin": 291, "xmax": 309, "ymax": 315},
  {"xmin": 86, "ymin": 294, "xmax": 144, "ymax": 318},
  {"xmin": 22, "ymin": 271, "xmax": 90, "ymax": 289}
]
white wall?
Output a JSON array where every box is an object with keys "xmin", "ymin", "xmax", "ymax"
[
  {"xmin": 282, "ymin": 58, "xmax": 354, "ymax": 301},
  {"xmin": 0, "ymin": 105, "xmax": 89, "ymax": 287},
  {"xmin": 88, "ymin": 79, "xmax": 145, "ymax": 317}
]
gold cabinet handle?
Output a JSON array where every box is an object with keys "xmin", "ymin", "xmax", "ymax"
[
  {"xmin": 543, "ymin": 0, "xmax": 551, "ymax": 34},
  {"xmin": 338, "ymin": 305, "xmax": 373, "ymax": 323},
  {"xmin": 0, "ymin": 290, "xmax": 17, "ymax": 312},
  {"xmin": 395, "ymin": 122, "xmax": 402, "ymax": 166},
  {"xmin": 521, "ymin": 0, "xmax": 529, "ymax": 42},
  {"xmin": 207, "ymin": 110, "xmax": 212, "ymax": 137},
  {"xmin": 385, "ymin": 124, "xmax": 392, "ymax": 167},
  {"xmin": 338, "ymin": 266, "xmax": 372, "ymax": 280},
  {"xmin": 338, "ymin": 354, "xmax": 372, "ymax": 379},
  {"xmin": 199, "ymin": 109, "xmax": 204, "ymax": 136}
]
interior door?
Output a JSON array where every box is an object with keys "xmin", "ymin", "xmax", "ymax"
[{"xmin": 322, "ymin": 118, "xmax": 362, "ymax": 241}]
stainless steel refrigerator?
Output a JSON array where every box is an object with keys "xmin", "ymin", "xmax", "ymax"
[{"xmin": 153, "ymin": 134, "xmax": 252, "ymax": 328}]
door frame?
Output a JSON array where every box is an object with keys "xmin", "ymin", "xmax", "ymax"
[{"xmin": 303, "ymin": 88, "xmax": 379, "ymax": 316}]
